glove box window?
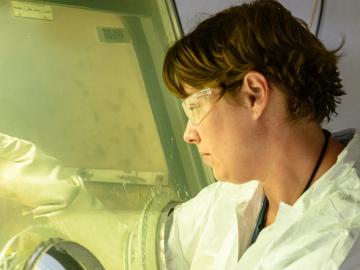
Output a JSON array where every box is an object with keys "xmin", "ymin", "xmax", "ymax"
[{"xmin": 0, "ymin": 0, "xmax": 211, "ymax": 269}]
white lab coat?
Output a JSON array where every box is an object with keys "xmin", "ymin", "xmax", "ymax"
[{"xmin": 165, "ymin": 129, "xmax": 360, "ymax": 270}]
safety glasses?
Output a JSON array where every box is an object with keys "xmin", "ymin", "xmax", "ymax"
[{"xmin": 181, "ymin": 88, "xmax": 222, "ymax": 126}]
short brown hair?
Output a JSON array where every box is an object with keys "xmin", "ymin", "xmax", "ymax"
[{"xmin": 162, "ymin": 0, "xmax": 345, "ymax": 122}]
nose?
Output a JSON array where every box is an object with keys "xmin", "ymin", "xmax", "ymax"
[{"xmin": 183, "ymin": 121, "xmax": 201, "ymax": 144}]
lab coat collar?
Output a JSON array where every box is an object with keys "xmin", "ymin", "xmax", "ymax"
[
  {"xmin": 272, "ymin": 129, "xmax": 360, "ymax": 226},
  {"xmin": 295, "ymin": 129, "xmax": 359, "ymax": 209},
  {"xmin": 237, "ymin": 130, "xmax": 360, "ymax": 270}
]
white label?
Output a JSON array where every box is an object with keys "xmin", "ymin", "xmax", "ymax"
[{"xmin": 12, "ymin": 1, "xmax": 53, "ymax": 21}]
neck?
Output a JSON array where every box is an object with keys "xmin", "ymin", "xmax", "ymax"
[{"xmin": 259, "ymin": 122, "xmax": 344, "ymax": 226}]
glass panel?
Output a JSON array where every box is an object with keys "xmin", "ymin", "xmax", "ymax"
[{"xmin": 0, "ymin": 0, "xmax": 212, "ymax": 269}]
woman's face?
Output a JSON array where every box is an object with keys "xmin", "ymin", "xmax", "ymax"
[{"xmin": 182, "ymin": 85, "xmax": 262, "ymax": 183}]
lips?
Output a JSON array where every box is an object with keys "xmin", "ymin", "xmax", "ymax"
[{"xmin": 200, "ymin": 153, "xmax": 212, "ymax": 164}]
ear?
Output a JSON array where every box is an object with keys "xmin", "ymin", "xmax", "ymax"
[{"xmin": 240, "ymin": 71, "xmax": 270, "ymax": 119}]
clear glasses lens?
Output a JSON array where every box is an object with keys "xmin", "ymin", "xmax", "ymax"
[{"xmin": 182, "ymin": 88, "xmax": 216, "ymax": 125}]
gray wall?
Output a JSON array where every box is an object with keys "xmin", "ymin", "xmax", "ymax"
[{"xmin": 174, "ymin": 0, "xmax": 360, "ymax": 131}]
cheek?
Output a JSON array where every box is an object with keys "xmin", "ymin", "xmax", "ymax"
[
  {"xmin": 208, "ymin": 124, "xmax": 256, "ymax": 180},
  {"xmin": 202, "ymin": 121, "xmax": 238, "ymax": 164},
  {"xmin": 200, "ymin": 103, "xmax": 263, "ymax": 182},
  {"xmin": 199, "ymin": 103, "xmax": 253, "ymax": 151},
  {"xmin": 200, "ymin": 111, "xmax": 238, "ymax": 153}
]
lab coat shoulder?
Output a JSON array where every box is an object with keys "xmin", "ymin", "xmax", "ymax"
[
  {"xmin": 237, "ymin": 129, "xmax": 360, "ymax": 270},
  {"xmin": 165, "ymin": 182, "xmax": 226, "ymax": 268},
  {"xmin": 164, "ymin": 182, "xmax": 222, "ymax": 269},
  {"xmin": 165, "ymin": 180, "xmax": 263, "ymax": 270}
]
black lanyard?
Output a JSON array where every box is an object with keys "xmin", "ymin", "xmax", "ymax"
[
  {"xmin": 250, "ymin": 129, "xmax": 331, "ymax": 244},
  {"xmin": 250, "ymin": 196, "xmax": 269, "ymax": 244}
]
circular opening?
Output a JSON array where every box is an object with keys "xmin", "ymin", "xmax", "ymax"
[
  {"xmin": 25, "ymin": 238, "xmax": 105, "ymax": 270},
  {"xmin": 156, "ymin": 201, "xmax": 179, "ymax": 270}
]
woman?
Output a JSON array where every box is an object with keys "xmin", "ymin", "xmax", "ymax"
[{"xmin": 162, "ymin": 0, "xmax": 360, "ymax": 269}]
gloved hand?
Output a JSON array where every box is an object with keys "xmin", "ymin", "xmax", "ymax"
[{"xmin": 0, "ymin": 132, "xmax": 99, "ymax": 217}]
